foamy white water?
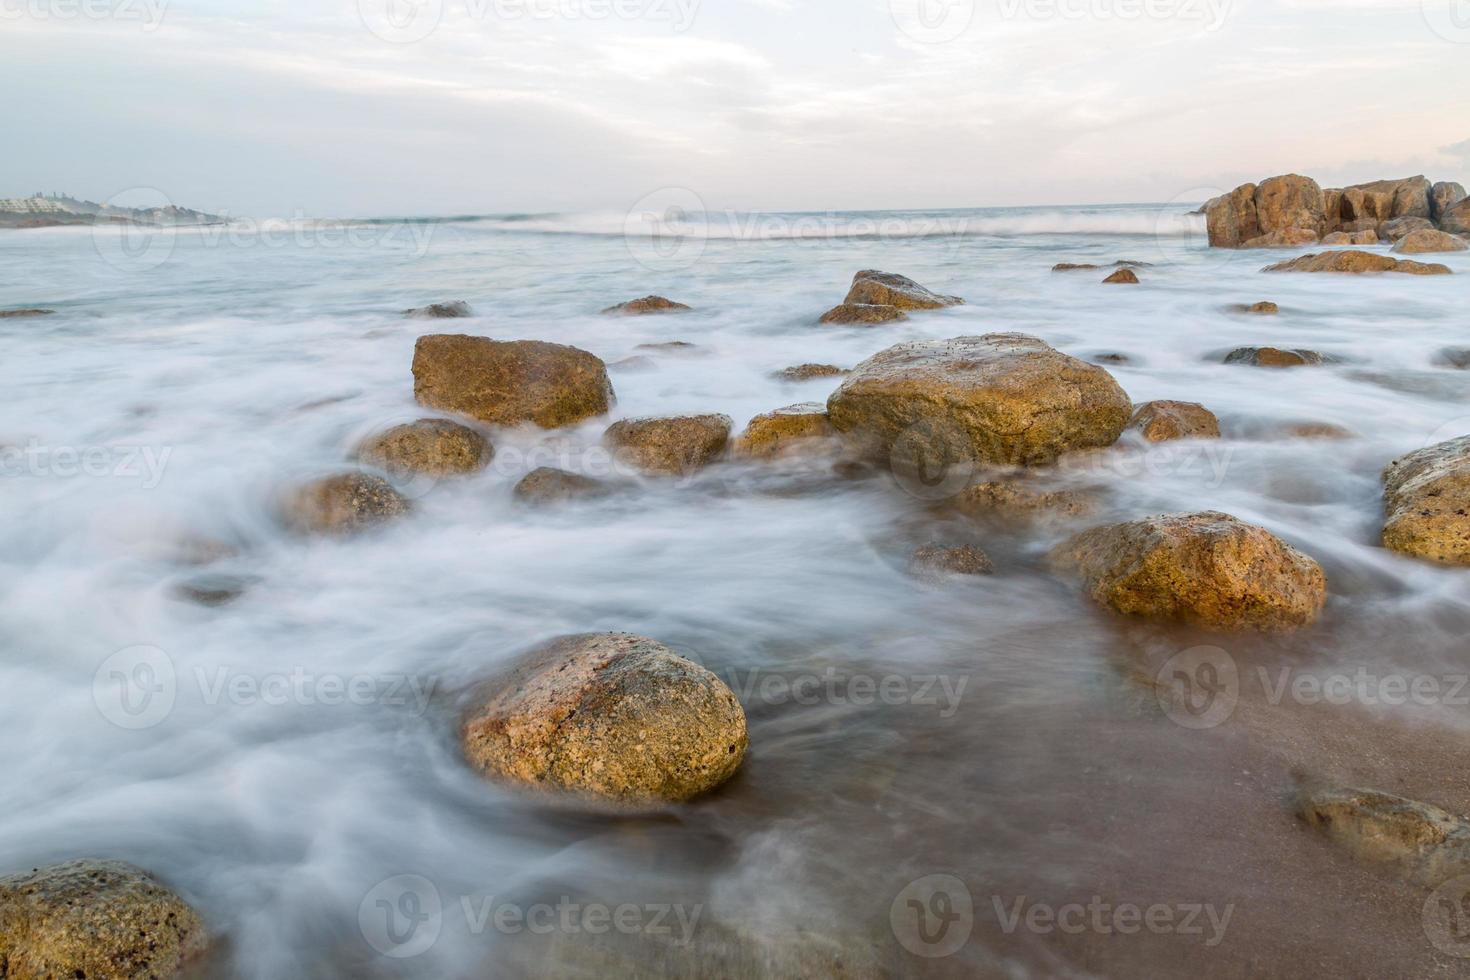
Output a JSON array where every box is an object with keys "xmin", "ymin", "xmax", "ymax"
[{"xmin": 2, "ymin": 204, "xmax": 1468, "ymax": 978}]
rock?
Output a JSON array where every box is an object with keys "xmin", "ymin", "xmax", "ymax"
[
  {"xmin": 1378, "ymin": 215, "xmax": 1436, "ymax": 242},
  {"xmin": 733, "ymin": 403, "xmax": 836, "ymax": 459},
  {"xmin": 1342, "ymin": 176, "xmax": 1431, "ymax": 224},
  {"xmin": 841, "ymin": 271, "xmax": 962, "ymax": 310},
  {"xmin": 1320, "ymin": 232, "xmax": 1352, "ymax": 246},
  {"xmin": 412, "ymin": 335, "xmax": 615, "ymax": 429},
  {"xmin": 1240, "ymin": 227, "xmax": 1319, "ymax": 248},
  {"xmin": 1205, "ymin": 183, "xmax": 1261, "ymax": 247},
  {"xmin": 1224, "ymin": 347, "xmax": 1327, "ymax": 368},
  {"xmin": 1050, "ymin": 512, "xmax": 1327, "ymax": 631},
  {"xmin": 1262, "ymin": 250, "xmax": 1452, "ymax": 275},
  {"xmin": 908, "ymin": 544, "xmax": 993, "ymax": 579},
  {"xmin": 356, "ymin": 418, "xmax": 492, "ymax": 478},
  {"xmin": 1091, "ymin": 352, "xmax": 1134, "ymax": 365},
  {"xmin": 281, "ymin": 473, "xmax": 410, "ymax": 535},
  {"xmin": 459, "ymin": 633, "xmax": 747, "ymax": 805},
  {"xmin": 1382, "ymin": 435, "xmax": 1470, "ymax": 566},
  {"xmin": 1434, "ymin": 347, "xmax": 1470, "ymax": 369},
  {"xmin": 817, "ymin": 303, "xmax": 908, "ymax": 325},
  {"xmin": 1351, "ymin": 229, "xmax": 1380, "ymax": 245},
  {"xmin": 951, "ymin": 480, "xmax": 1099, "ymax": 524},
  {"xmin": 604, "ymin": 414, "xmax": 732, "ymax": 476},
  {"xmin": 1281, "ymin": 422, "xmax": 1354, "ymax": 440},
  {"xmin": 403, "ymin": 301, "xmax": 472, "ymax": 319},
  {"xmin": 1392, "ymin": 229, "xmax": 1468, "ymax": 254},
  {"xmin": 1227, "ymin": 301, "xmax": 1278, "ymax": 314},
  {"xmin": 172, "ymin": 573, "xmax": 256, "ymax": 606},
  {"xmin": 1253, "ymin": 174, "xmax": 1327, "ymax": 237},
  {"xmin": 826, "ymin": 334, "xmax": 1133, "ymax": 468},
  {"xmin": 634, "ymin": 341, "xmax": 699, "ymax": 353},
  {"xmin": 0, "ymin": 859, "xmax": 208, "ymax": 979},
  {"xmin": 1430, "ymin": 181, "xmax": 1467, "ymax": 224},
  {"xmin": 1442, "ymin": 198, "xmax": 1470, "ymax": 236},
  {"xmin": 1128, "ymin": 400, "xmax": 1221, "ymax": 442},
  {"xmin": 1102, "ymin": 268, "xmax": 1139, "ymax": 284},
  {"xmin": 601, "ymin": 296, "xmax": 691, "ymax": 315},
  {"xmin": 775, "ymin": 363, "xmax": 847, "ymax": 381},
  {"xmin": 609, "ymin": 356, "xmax": 657, "ymax": 373},
  {"xmin": 0, "ymin": 308, "xmax": 54, "ymax": 318},
  {"xmin": 1322, "ymin": 187, "xmax": 1344, "ymax": 226},
  {"xmin": 1052, "ymin": 260, "xmax": 1150, "ymax": 272},
  {"xmin": 512, "ymin": 467, "xmax": 613, "ymax": 505},
  {"xmin": 1297, "ymin": 787, "xmax": 1470, "ymax": 885}
]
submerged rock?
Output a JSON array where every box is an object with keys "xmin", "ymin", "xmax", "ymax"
[
  {"xmin": 412, "ymin": 335, "xmax": 614, "ymax": 428},
  {"xmin": 775, "ymin": 363, "xmax": 848, "ymax": 381},
  {"xmin": 1128, "ymin": 400, "xmax": 1221, "ymax": 442},
  {"xmin": 1052, "ymin": 260, "xmax": 1151, "ymax": 272},
  {"xmin": 1382, "ymin": 435, "xmax": 1470, "ymax": 566},
  {"xmin": 281, "ymin": 473, "xmax": 410, "ymax": 536},
  {"xmin": 1297, "ymin": 787, "xmax": 1470, "ymax": 885},
  {"xmin": 172, "ymin": 573, "xmax": 257, "ymax": 607},
  {"xmin": 1434, "ymin": 347, "xmax": 1470, "ymax": 370},
  {"xmin": 0, "ymin": 859, "xmax": 208, "ymax": 979},
  {"xmin": 604, "ymin": 414, "xmax": 731, "ymax": 476},
  {"xmin": 403, "ymin": 300, "xmax": 472, "ymax": 319},
  {"xmin": 817, "ymin": 303, "xmax": 908, "ymax": 325},
  {"xmin": 733, "ymin": 403, "xmax": 836, "ymax": 459},
  {"xmin": 512, "ymin": 467, "xmax": 613, "ymax": 505},
  {"xmin": 908, "ymin": 544, "xmax": 994, "ymax": 579},
  {"xmin": 841, "ymin": 271, "xmax": 963, "ymax": 310},
  {"xmin": 1227, "ymin": 301, "xmax": 1278, "ymax": 314},
  {"xmin": 459, "ymin": 633, "xmax": 747, "ymax": 805},
  {"xmin": 601, "ymin": 296, "xmax": 691, "ymax": 315},
  {"xmin": 951, "ymin": 479, "xmax": 1100, "ymax": 525},
  {"xmin": 356, "ymin": 418, "xmax": 492, "ymax": 477},
  {"xmin": 1102, "ymin": 268, "xmax": 1139, "ymax": 284},
  {"xmin": 1392, "ymin": 229, "xmax": 1468, "ymax": 255},
  {"xmin": 1224, "ymin": 347, "xmax": 1327, "ymax": 368},
  {"xmin": 826, "ymin": 334, "xmax": 1132, "ymax": 468},
  {"xmin": 1261, "ymin": 250, "xmax": 1451, "ymax": 275},
  {"xmin": 0, "ymin": 308, "xmax": 55, "ymax": 318},
  {"xmin": 634, "ymin": 341, "xmax": 699, "ymax": 353},
  {"xmin": 1050, "ymin": 511, "xmax": 1327, "ymax": 631}
]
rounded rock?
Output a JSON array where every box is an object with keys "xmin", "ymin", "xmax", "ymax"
[
  {"xmin": 1128, "ymin": 400, "xmax": 1221, "ymax": 442},
  {"xmin": 356, "ymin": 418, "xmax": 492, "ymax": 477},
  {"xmin": 733, "ymin": 403, "xmax": 836, "ymax": 459},
  {"xmin": 281, "ymin": 472, "xmax": 410, "ymax": 536},
  {"xmin": 604, "ymin": 414, "xmax": 731, "ymax": 476},
  {"xmin": 412, "ymin": 335, "xmax": 614, "ymax": 429},
  {"xmin": 1382, "ymin": 435, "xmax": 1470, "ymax": 566},
  {"xmin": 512, "ymin": 467, "xmax": 613, "ymax": 505}
]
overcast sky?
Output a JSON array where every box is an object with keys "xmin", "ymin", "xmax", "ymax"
[{"xmin": 4, "ymin": 0, "xmax": 1468, "ymax": 216}]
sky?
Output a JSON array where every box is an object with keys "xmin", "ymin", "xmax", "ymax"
[{"xmin": 2, "ymin": 0, "xmax": 1468, "ymax": 217}]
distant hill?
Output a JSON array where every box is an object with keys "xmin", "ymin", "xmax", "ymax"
[{"xmin": 0, "ymin": 194, "xmax": 224, "ymax": 229}]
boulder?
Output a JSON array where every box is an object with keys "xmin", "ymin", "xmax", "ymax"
[
  {"xmin": 1351, "ymin": 229, "xmax": 1380, "ymax": 245},
  {"xmin": 403, "ymin": 301, "xmax": 472, "ymax": 319},
  {"xmin": 601, "ymin": 296, "xmax": 691, "ymax": 315},
  {"xmin": 1241, "ymin": 227, "xmax": 1320, "ymax": 248},
  {"xmin": 826, "ymin": 334, "xmax": 1133, "ymax": 468},
  {"xmin": 775, "ymin": 363, "xmax": 847, "ymax": 381},
  {"xmin": 1378, "ymin": 216, "xmax": 1436, "ymax": 242},
  {"xmin": 818, "ymin": 303, "xmax": 908, "ymax": 325},
  {"xmin": 0, "ymin": 308, "xmax": 54, "ymax": 318},
  {"xmin": 1322, "ymin": 187, "xmax": 1344, "ymax": 226},
  {"xmin": 1205, "ymin": 183, "xmax": 1260, "ymax": 247},
  {"xmin": 1320, "ymin": 232, "xmax": 1351, "ymax": 246},
  {"xmin": 1342, "ymin": 176, "xmax": 1431, "ymax": 224},
  {"xmin": 1262, "ymin": 250, "xmax": 1452, "ymax": 275},
  {"xmin": 1297, "ymin": 787, "xmax": 1470, "ymax": 885},
  {"xmin": 1050, "ymin": 512, "xmax": 1327, "ymax": 631},
  {"xmin": 459, "ymin": 633, "xmax": 747, "ymax": 805},
  {"xmin": 1434, "ymin": 347, "xmax": 1470, "ymax": 369},
  {"xmin": 1253, "ymin": 174, "xmax": 1327, "ymax": 237},
  {"xmin": 1382, "ymin": 435, "xmax": 1470, "ymax": 566},
  {"xmin": 1442, "ymin": 198, "xmax": 1470, "ymax": 236},
  {"xmin": 412, "ymin": 335, "xmax": 614, "ymax": 429},
  {"xmin": 841, "ymin": 271, "xmax": 963, "ymax": 310},
  {"xmin": 733, "ymin": 403, "xmax": 836, "ymax": 459},
  {"xmin": 908, "ymin": 544, "xmax": 994, "ymax": 579},
  {"xmin": 512, "ymin": 467, "xmax": 613, "ymax": 505},
  {"xmin": 1227, "ymin": 301, "xmax": 1278, "ymax": 314},
  {"xmin": 1392, "ymin": 229, "xmax": 1468, "ymax": 254},
  {"xmin": 356, "ymin": 418, "xmax": 492, "ymax": 477},
  {"xmin": 1102, "ymin": 268, "xmax": 1139, "ymax": 284},
  {"xmin": 1224, "ymin": 347, "xmax": 1327, "ymax": 368},
  {"xmin": 0, "ymin": 859, "xmax": 208, "ymax": 979},
  {"xmin": 604, "ymin": 414, "xmax": 732, "ymax": 476},
  {"xmin": 1128, "ymin": 400, "xmax": 1221, "ymax": 442},
  {"xmin": 1430, "ymin": 181, "xmax": 1467, "ymax": 224},
  {"xmin": 951, "ymin": 480, "xmax": 1099, "ymax": 524},
  {"xmin": 281, "ymin": 473, "xmax": 410, "ymax": 535}
]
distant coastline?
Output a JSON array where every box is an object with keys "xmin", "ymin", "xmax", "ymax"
[{"xmin": 0, "ymin": 193, "xmax": 224, "ymax": 230}]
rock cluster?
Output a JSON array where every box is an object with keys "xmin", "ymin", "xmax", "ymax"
[{"xmin": 1206, "ymin": 174, "xmax": 1469, "ymax": 249}]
